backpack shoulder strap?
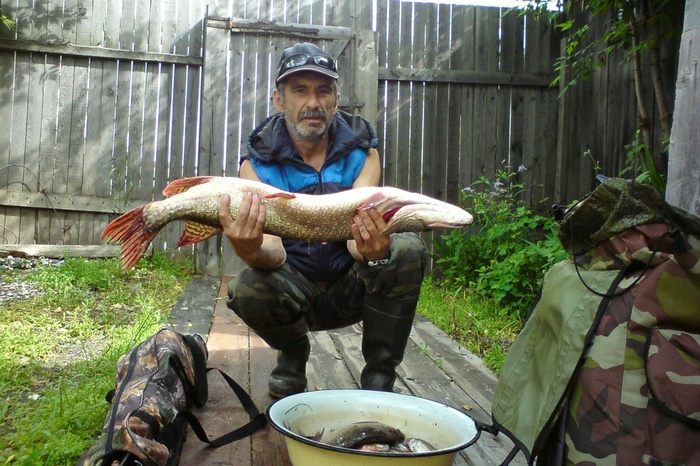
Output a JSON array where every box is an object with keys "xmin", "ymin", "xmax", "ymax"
[{"xmin": 179, "ymin": 367, "xmax": 268, "ymax": 447}]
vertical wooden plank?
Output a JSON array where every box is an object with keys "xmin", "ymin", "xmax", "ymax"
[
  {"xmin": 471, "ymin": 7, "xmax": 500, "ymax": 182},
  {"xmin": 429, "ymin": 4, "xmax": 452, "ymax": 201},
  {"xmin": 226, "ymin": 32, "xmax": 245, "ymax": 177},
  {"xmin": 604, "ymin": 45, "xmax": 628, "ymax": 177},
  {"xmin": 8, "ymin": 53, "xmax": 36, "ymax": 244},
  {"xmin": 83, "ymin": 58, "xmax": 116, "ymax": 243},
  {"xmin": 375, "ymin": 0, "xmax": 389, "ymax": 185},
  {"xmin": 310, "ymin": 0, "xmax": 324, "ymax": 26},
  {"xmin": 151, "ymin": 0, "xmax": 171, "ymax": 191},
  {"xmin": 110, "ymin": 0, "xmax": 134, "ymax": 215},
  {"xmin": 393, "ymin": 0, "xmax": 413, "ymax": 191},
  {"xmin": 380, "ymin": 0, "xmax": 400, "ymax": 188},
  {"xmin": 406, "ymin": 1, "xmax": 426, "ymax": 191},
  {"xmin": 251, "ymin": 35, "xmax": 273, "ymax": 149},
  {"xmin": 327, "ymin": 0, "xmax": 352, "ymax": 28},
  {"xmin": 161, "ymin": 0, "xmax": 194, "ymax": 258},
  {"xmin": 47, "ymin": 55, "xmax": 71, "ymax": 244},
  {"xmin": 196, "ymin": 21, "xmax": 228, "ymax": 275},
  {"xmin": 420, "ymin": 2, "xmax": 438, "ymax": 198},
  {"xmin": 501, "ymin": 8, "xmax": 521, "ymax": 174},
  {"xmin": 66, "ymin": 59, "xmax": 91, "ymax": 244},
  {"xmin": 447, "ymin": 4, "xmax": 467, "ymax": 201},
  {"xmin": 127, "ymin": 0, "xmax": 151, "ymax": 205},
  {"xmin": 22, "ymin": 54, "xmax": 44, "ymax": 244},
  {"xmin": 0, "ymin": 42, "xmax": 15, "ymax": 242},
  {"xmin": 33, "ymin": 0, "xmax": 58, "ymax": 244},
  {"xmin": 80, "ymin": 0, "xmax": 111, "ymax": 242},
  {"xmin": 184, "ymin": 1, "xmax": 206, "ymax": 179},
  {"xmin": 59, "ymin": 2, "xmax": 85, "ymax": 244},
  {"xmin": 353, "ymin": 29, "xmax": 378, "ymax": 127},
  {"xmin": 667, "ymin": 0, "xmax": 700, "ymax": 215},
  {"xmin": 458, "ymin": 6, "xmax": 477, "ymax": 194},
  {"xmin": 354, "ymin": 0, "xmax": 374, "ymax": 31},
  {"xmin": 535, "ymin": 86, "xmax": 560, "ymax": 207},
  {"xmin": 555, "ymin": 36, "xmax": 576, "ymax": 203},
  {"xmin": 524, "ymin": 13, "xmax": 557, "ymax": 207},
  {"xmin": 117, "ymin": 0, "xmax": 144, "ymax": 213},
  {"xmin": 297, "ymin": 0, "xmax": 311, "ymax": 24},
  {"xmin": 270, "ymin": 0, "xmax": 287, "ymax": 22},
  {"xmin": 376, "ymin": 0, "xmax": 388, "ymax": 69},
  {"xmin": 100, "ymin": 57, "xmax": 120, "ymax": 210},
  {"xmin": 444, "ymin": 3, "xmax": 464, "ymax": 206}
]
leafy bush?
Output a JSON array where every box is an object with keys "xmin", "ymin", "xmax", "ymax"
[{"xmin": 432, "ymin": 170, "xmax": 567, "ymax": 319}]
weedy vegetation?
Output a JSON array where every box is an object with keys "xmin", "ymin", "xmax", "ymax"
[
  {"xmin": 422, "ymin": 169, "xmax": 567, "ymax": 373},
  {"xmin": 0, "ymin": 252, "xmax": 194, "ymax": 465}
]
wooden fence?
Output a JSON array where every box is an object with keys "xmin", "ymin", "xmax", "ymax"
[
  {"xmin": 0, "ymin": 0, "xmax": 206, "ymax": 257},
  {"xmin": 0, "ymin": 0, "xmax": 677, "ymax": 275}
]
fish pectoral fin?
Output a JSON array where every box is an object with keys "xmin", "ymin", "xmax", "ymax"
[
  {"xmin": 264, "ymin": 191, "xmax": 296, "ymax": 200},
  {"xmin": 359, "ymin": 192, "xmax": 389, "ymax": 211},
  {"xmin": 162, "ymin": 176, "xmax": 216, "ymax": 197},
  {"xmin": 176, "ymin": 221, "xmax": 223, "ymax": 248}
]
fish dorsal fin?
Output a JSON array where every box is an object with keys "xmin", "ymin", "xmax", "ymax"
[
  {"xmin": 163, "ymin": 176, "xmax": 216, "ymax": 197},
  {"xmin": 176, "ymin": 221, "xmax": 222, "ymax": 248}
]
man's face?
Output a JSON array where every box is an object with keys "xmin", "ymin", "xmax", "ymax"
[{"xmin": 275, "ymin": 72, "xmax": 339, "ymax": 143}]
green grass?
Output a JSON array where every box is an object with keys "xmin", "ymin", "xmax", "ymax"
[
  {"xmin": 0, "ymin": 253, "xmax": 194, "ymax": 465},
  {"xmin": 417, "ymin": 276, "xmax": 522, "ymax": 374}
]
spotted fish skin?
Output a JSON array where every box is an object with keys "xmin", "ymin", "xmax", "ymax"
[{"xmin": 102, "ymin": 176, "xmax": 473, "ymax": 270}]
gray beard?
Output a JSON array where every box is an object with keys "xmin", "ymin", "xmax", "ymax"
[{"xmin": 285, "ymin": 110, "xmax": 331, "ymax": 143}]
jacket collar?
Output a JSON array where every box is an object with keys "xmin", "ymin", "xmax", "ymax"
[{"xmin": 245, "ymin": 110, "xmax": 378, "ymax": 165}]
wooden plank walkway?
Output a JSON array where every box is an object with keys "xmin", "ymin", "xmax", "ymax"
[{"xmin": 175, "ymin": 276, "xmax": 526, "ymax": 466}]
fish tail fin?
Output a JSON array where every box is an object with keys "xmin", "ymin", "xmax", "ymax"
[
  {"xmin": 162, "ymin": 176, "xmax": 216, "ymax": 197},
  {"xmin": 101, "ymin": 206, "xmax": 158, "ymax": 271},
  {"xmin": 176, "ymin": 221, "xmax": 222, "ymax": 248}
]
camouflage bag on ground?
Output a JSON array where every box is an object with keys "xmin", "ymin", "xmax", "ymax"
[
  {"xmin": 77, "ymin": 328, "xmax": 267, "ymax": 466},
  {"xmin": 491, "ymin": 178, "xmax": 700, "ymax": 466}
]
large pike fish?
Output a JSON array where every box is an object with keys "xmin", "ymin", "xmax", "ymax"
[{"xmin": 101, "ymin": 176, "xmax": 473, "ymax": 270}]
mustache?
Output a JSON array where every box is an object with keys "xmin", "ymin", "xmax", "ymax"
[{"xmin": 298, "ymin": 110, "xmax": 328, "ymax": 121}]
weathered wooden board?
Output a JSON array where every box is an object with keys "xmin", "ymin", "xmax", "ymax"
[
  {"xmin": 166, "ymin": 275, "xmax": 220, "ymax": 337},
  {"xmin": 179, "ymin": 277, "xmax": 258, "ymax": 465}
]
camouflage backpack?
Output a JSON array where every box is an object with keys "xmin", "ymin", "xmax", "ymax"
[
  {"xmin": 77, "ymin": 328, "xmax": 267, "ymax": 466},
  {"xmin": 491, "ymin": 178, "xmax": 700, "ymax": 466}
]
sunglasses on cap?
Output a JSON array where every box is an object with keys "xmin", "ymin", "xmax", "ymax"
[{"xmin": 280, "ymin": 53, "xmax": 337, "ymax": 74}]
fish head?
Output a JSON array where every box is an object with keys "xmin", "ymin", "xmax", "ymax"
[{"xmin": 377, "ymin": 200, "xmax": 474, "ymax": 236}]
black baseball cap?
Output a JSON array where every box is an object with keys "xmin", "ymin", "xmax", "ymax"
[{"xmin": 276, "ymin": 43, "xmax": 339, "ymax": 84}]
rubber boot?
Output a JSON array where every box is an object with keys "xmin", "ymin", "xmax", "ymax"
[
  {"xmin": 360, "ymin": 294, "xmax": 417, "ymax": 391},
  {"xmin": 255, "ymin": 320, "xmax": 311, "ymax": 399}
]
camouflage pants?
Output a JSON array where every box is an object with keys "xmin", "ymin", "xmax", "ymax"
[{"xmin": 227, "ymin": 232, "xmax": 428, "ymax": 335}]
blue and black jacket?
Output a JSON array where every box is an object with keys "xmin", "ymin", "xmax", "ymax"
[{"xmin": 241, "ymin": 110, "xmax": 379, "ymax": 283}]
